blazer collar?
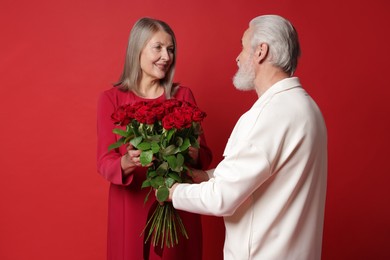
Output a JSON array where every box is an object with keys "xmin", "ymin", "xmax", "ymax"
[{"xmin": 252, "ymin": 77, "xmax": 302, "ymax": 108}]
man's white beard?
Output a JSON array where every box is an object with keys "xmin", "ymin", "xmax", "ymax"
[{"xmin": 233, "ymin": 59, "xmax": 255, "ymax": 91}]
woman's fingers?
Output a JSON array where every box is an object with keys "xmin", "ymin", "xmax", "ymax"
[
  {"xmin": 127, "ymin": 149, "xmax": 141, "ymax": 166},
  {"xmin": 126, "ymin": 143, "xmax": 135, "ymax": 151},
  {"xmin": 188, "ymin": 146, "xmax": 199, "ymax": 163},
  {"xmin": 127, "ymin": 149, "xmax": 156, "ymax": 167}
]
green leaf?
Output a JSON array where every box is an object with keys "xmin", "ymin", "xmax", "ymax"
[
  {"xmin": 137, "ymin": 142, "xmax": 151, "ymax": 151},
  {"xmin": 166, "ymin": 155, "xmax": 177, "ymax": 170},
  {"xmin": 151, "ymin": 176, "xmax": 165, "ymax": 188},
  {"xmin": 147, "ymin": 170, "xmax": 157, "ymax": 178},
  {"xmin": 156, "ymin": 162, "xmax": 168, "ymax": 176},
  {"xmin": 176, "ymin": 153, "xmax": 184, "ymax": 168},
  {"xmin": 192, "ymin": 122, "xmax": 202, "ymax": 135},
  {"xmin": 161, "ymin": 145, "xmax": 179, "ymax": 156},
  {"xmin": 131, "ymin": 120, "xmax": 141, "ymax": 135},
  {"xmin": 151, "ymin": 141, "xmax": 160, "ymax": 153},
  {"xmin": 166, "ymin": 129, "xmax": 175, "ymax": 143},
  {"xmin": 141, "ymin": 179, "xmax": 151, "ymax": 188},
  {"xmin": 143, "ymin": 187, "xmax": 152, "ymax": 204},
  {"xmin": 180, "ymin": 137, "xmax": 191, "ymax": 151},
  {"xmin": 190, "ymin": 135, "xmax": 200, "ymax": 149},
  {"xmin": 139, "ymin": 124, "xmax": 146, "ymax": 138},
  {"xmin": 165, "ymin": 177, "xmax": 176, "ymax": 188},
  {"xmin": 148, "ymin": 134, "xmax": 161, "ymax": 142},
  {"xmin": 108, "ymin": 137, "xmax": 125, "ymax": 150},
  {"xmin": 130, "ymin": 136, "xmax": 143, "ymax": 147},
  {"xmin": 192, "ymin": 142, "xmax": 200, "ymax": 149},
  {"xmin": 140, "ymin": 150, "xmax": 153, "ymax": 166},
  {"xmin": 124, "ymin": 135, "xmax": 135, "ymax": 144},
  {"xmin": 112, "ymin": 128, "xmax": 129, "ymax": 137},
  {"xmin": 166, "ymin": 154, "xmax": 184, "ymax": 172},
  {"xmin": 161, "ymin": 138, "xmax": 168, "ymax": 147},
  {"xmin": 168, "ymin": 172, "xmax": 182, "ymax": 183},
  {"xmin": 156, "ymin": 186, "xmax": 169, "ymax": 202},
  {"xmin": 175, "ymin": 137, "xmax": 183, "ymax": 147}
]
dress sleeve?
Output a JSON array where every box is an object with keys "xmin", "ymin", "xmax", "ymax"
[
  {"xmin": 96, "ymin": 91, "xmax": 133, "ymax": 185},
  {"xmin": 174, "ymin": 86, "xmax": 213, "ymax": 170}
]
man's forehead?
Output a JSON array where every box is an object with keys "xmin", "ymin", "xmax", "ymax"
[{"xmin": 242, "ymin": 28, "xmax": 252, "ymax": 43}]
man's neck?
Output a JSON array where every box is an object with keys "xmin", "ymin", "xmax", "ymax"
[{"xmin": 255, "ymin": 69, "xmax": 289, "ymax": 97}]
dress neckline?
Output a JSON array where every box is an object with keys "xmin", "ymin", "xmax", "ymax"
[{"xmin": 128, "ymin": 89, "xmax": 166, "ymax": 101}]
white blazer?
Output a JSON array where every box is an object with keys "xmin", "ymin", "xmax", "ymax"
[{"xmin": 173, "ymin": 77, "xmax": 327, "ymax": 260}]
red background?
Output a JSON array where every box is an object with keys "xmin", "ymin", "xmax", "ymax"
[{"xmin": 1, "ymin": 0, "xmax": 389, "ymax": 259}]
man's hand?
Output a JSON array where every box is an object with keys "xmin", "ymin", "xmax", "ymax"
[
  {"xmin": 155, "ymin": 183, "xmax": 179, "ymax": 203},
  {"xmin": 168, "ymin": 183, "xmax": 179, "ymax": 201}
]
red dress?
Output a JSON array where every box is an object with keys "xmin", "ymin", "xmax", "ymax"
[{"xmin": 97, "ymin": 86, "xmax": 212, "ymax": 260}]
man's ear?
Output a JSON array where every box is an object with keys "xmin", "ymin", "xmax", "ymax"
[{"xmin": 255, "ymin": 43, "xmax": 268, "ymax": 63}]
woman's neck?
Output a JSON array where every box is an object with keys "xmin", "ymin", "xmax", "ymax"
[{"xmin": 135, "ymin": 79, "xmax": 164, "ymax": 98}]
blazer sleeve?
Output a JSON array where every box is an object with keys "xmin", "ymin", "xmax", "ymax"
[
  {"xmin": 96, "ymin": 91, "xmax": 134, "ymax": 186},
  {"xmin": 173, "ymin": 138, "xmax": 271, "ymax": 216},
  {"xmin": 172, "ymin": 108, "xmax": 274, "ymax": 216}
]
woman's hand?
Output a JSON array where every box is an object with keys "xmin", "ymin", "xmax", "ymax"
[
  {"xmin": 188, "ymin": 146, "xmax": 199, "ymax": 166},
  {"xmin": 188, "ymin": 146, "xmax": 199, "ymax": 164},
  {"xmin": 187, "ymin": 168, "xmax": 209, "ymax": 183},
  {"xmin": 121, "ymin": 143, "xmax": 152, "ymax": 176}
]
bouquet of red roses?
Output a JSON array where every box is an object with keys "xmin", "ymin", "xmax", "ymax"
[{"xmin": 109, "ymin": 99, "xmax": 206, "ymax": 248}]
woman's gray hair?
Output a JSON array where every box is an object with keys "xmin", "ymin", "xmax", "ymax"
[
  {"xmin": 115, "ymin": 17, "xmax": 177, "ymax": 98},
  {"xmin": 249, "ymin": 15, "xmax": 301, "ymax": 75}
]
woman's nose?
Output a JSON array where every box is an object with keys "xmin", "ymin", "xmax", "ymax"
[{"xmin": 161, "ymin": 48, "xmax": 170, "ymax": 61}]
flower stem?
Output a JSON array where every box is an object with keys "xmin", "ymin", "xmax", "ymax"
[{"xmin": 141, "ymin": 203, "xmax": 188, "ymax": 248}]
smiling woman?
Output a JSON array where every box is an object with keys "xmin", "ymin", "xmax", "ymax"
[
  {"xmin": 139, "ymin": 31, "xmax": 175, "ymax": 92},
  {"xmin": 113, "ymin": 18, "xmax": 177, "ymax": 99},
  {"xmin": 96, "ymin": 17, "xmax": 213, "ymax": 260}
]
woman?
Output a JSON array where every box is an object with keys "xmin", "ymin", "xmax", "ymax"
[{"xmin": 97, "ymin": 17, "xmax": 212, "ymax": 260}]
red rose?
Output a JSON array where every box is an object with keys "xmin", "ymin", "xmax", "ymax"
[
  {"xmin": 132, "ymin": 101, "xmax": 147, "ymax": 109},
  {"xmin": 111, "ymin": 105, "xmax": 131, "ymax": 126},
  {"xmin": 181, "ymin": 101, "xmax": 195, "ymax": 107},
  {"xmin": 163, "ymin": 99, "xmax": 182, "ymax": 114},
  {"xmin": 192, "ymin": 109, "xmax": 206, "ymax": 122},
  {"xmin": 172, "ymin": 110, "xmax": 192, "ymax": 129},
  {"xmin": 144, "ymin": 110, "xmax": 157, "ymax": 124},
  {"xmin": 148, "ymin": 102, "xmax": 166, "ymax": 120},
  {"xmin": 134, "ymin": 105, "xmax": 150, "ymax": 124},
  {"xmin": 162, "ymin": 114, "xmax": 175, "ymax": 130},
  {"xmin": 124, "ymin": 105, "xmax": 136, "ymax": 119},
  {"xmin": 176, "ymin": 105, "xmax": 193, "ymax": 114}
]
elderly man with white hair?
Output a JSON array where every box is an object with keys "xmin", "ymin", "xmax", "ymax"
[{"xmin": 163, "ymin": 14, "xmax": 328, "ymax": 260}]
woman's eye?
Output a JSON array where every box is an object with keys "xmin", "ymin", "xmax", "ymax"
[{"xmin": 168, "ymin": 48, "xmax": 174, "ymax": 53}]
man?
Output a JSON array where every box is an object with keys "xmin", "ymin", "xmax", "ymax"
[{"xmin": 166, "ymin": 15, "xmax": 327, "ymax": 260}]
